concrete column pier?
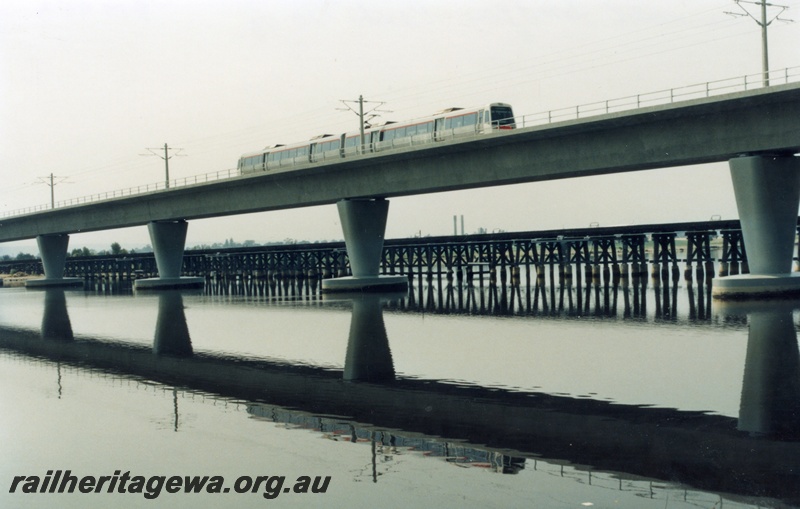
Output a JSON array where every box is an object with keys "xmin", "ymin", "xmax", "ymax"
[
  {"xmin": 134, "ymin": 220, "xmax": 204, "ymax": 290},
  {"xmin": 26, "ymin": 234, "xmax": 83, "ymax": 288},
  {"xmin": 714, "ymin": 155, "xmax": 800, "ymax": 299},
  {"xmin": 322, "ymin": 199, "xmax": 408, "ymax": 292}
]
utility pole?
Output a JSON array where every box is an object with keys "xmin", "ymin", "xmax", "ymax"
[
  {"xmin": 338, "ymin": 96, "xmax": 391, "ymax": 154},
  {"xmin": 726, "ymin": 0, "xmax": 792, "ymax": 86},
  {"xmin": 35, "ymin": 173, "xmax": 69, "ymax": 209},
  {"xmin": 141, "ymin": 143, "xmax": 185, "ymax": 189}
]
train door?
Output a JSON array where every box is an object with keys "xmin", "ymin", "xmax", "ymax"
[
  {"xmin": 370, "ymin": 131, "xmax": 380, "ymax": 152},
  {"xmin": 434, "ymin": 118, "xmax": 445, "ymax": 141},
  {"xmin": 477, "ymin": 109, "xmax": 486, "ymax": 133}
]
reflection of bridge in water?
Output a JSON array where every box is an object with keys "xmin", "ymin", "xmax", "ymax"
[
  {"xmin": 191, "ymin": 266, "xmax": 710, "ymax": 322},
  {"xmin": 1, "ymin": 287, "xmax": 800, "ymax": 503}
]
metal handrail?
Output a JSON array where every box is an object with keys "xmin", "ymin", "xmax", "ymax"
[{"xmin": 4, "ymin": 66, "xmax": 798, "ymax": 219}]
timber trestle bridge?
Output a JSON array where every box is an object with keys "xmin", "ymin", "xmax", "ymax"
[{"xmin": 1, "ymin": 218, "xmax": 769, "ymax": 292}]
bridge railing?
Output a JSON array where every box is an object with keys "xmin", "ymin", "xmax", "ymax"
[
  {"xmin": 2, "ymin": 167, "xmax": 241, "ymax": 218},
  {"xmin": 516, "ymin": 65, "xmax": 800, "ymax": 127},
  {"xmin": 4, "ymin": 66, "xmax": 799, "ymax": 220}
]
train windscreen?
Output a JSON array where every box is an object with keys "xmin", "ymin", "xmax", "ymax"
[{"xmin": 490, "ymin": 106, "xmax": 515, "ymax": 129}]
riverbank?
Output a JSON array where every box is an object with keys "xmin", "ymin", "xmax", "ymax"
[{"xmin": 0, "ymin": 273, "xmax": 41, "ymax": 287}]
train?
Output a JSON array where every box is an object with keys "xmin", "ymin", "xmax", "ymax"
[{"xmin": 238, "ymin": 102, "xmax": 515, "ymax": 175}]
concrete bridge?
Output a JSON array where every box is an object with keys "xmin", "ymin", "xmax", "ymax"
[{"xmin": 3, "ymin": 81, "xmax": 800, "ymax": 296}]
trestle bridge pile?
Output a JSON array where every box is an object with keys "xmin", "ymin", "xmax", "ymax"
[{"xmin": 2, "ymin": 218, "xmax": 768, "ymax": 292}]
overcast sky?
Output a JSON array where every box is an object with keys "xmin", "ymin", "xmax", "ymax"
[{"xmin": 1, "ymin": 0, "xmax": 798, "ymax": 254}]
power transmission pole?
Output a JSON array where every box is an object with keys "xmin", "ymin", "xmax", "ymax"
[
  {"xmin": 726, "ymin": 0, "xmax": 792, "ymax": 86},
  {"xmin": 141, "ymin": 143, "xmax": 185, "ymax": 189},
  {"xmin": 338, "ymin": 96, "xmax": 391, "ymax": 154},
  {"xmin": 35, "ymin": 173, "xmax": 69, "ymax": 209}
]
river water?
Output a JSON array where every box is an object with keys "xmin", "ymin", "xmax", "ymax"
[{"xmin": 1, "ymin": 274, "xmax": 799, "ymax": 508}]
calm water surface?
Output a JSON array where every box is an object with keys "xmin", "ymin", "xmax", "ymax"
[{"xmin": 1, "ymin": 276, "xmax": 798, "ymax": 508}]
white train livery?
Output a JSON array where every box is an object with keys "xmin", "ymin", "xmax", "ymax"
[{"xmin": 238, "ymin": 103, "xmax": 515, "ymax": 174}]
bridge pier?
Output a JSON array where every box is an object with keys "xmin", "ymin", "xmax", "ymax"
[
  {"xmin": 134, "ymin": 220, "xmax": 204, "ymax": 290},
  {"xmin": 26, "ymin": 234, "xmax": 83, "ymax": 288},
  {"xmin": 714, "ymin": 155, "xmax": 800, "ymax": 299},
  {"xmin": 322, "ymin": 199, "xmax": 408, "ymax": 292}
]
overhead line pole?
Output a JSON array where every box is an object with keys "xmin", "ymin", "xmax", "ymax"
[
  {"xmin": 760, "ymin": 0, "xmax": 769, "ymax": 86},
  {"xmin": 338, "ymin": 96, "xmax": 391, "ymax": 155},
  {"xmin": 141, "ymin": 143, "xmax": 185, "ymax": 189},
  {"xmin": 359, "ymin": 95, "xmax": 366, "ymax": 155},
  {"xmin": 35, "ymin": 173, "xmax": 70, "ymax": 209}
]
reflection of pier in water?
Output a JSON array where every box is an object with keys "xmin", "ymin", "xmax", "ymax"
[
  {"xmin": 3, "ymin": 288, "xmax": 800, "ymax": 503},
  {"xmin": 719, "ymin": 300, "xmax": 800, "ymax": 440}
]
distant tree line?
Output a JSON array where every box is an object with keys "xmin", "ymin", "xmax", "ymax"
[
  {"xmin": 69, "ymin": 242, "xmax": 139, "ymax": 257},
  {"xmin": 187, "ymin": 238, "xmax": 340, "ymax": 250},
  {"xmin": 2, "ymin": 238, "xmax": 345, "ymax": 262},
  {"xmin": 0, "ymin": 253, "xmax": 37, "ymax": 261},
  {"xmin": 189, "ymin": 238, "xmax": 259, "ymax": 250}
]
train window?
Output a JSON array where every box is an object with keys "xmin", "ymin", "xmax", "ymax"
[
  {"xmin": 383, "ymin": 129, "xmax": 395, "ymax": 141},
  {"xmin": 451, "ymin": 116, "xmax": 464, "ymax": 129},
  {"xmin": 462, "ymin": 113, "xmax": 477, "ymax": 126},
  {"xmin": 491, "ymin": 106, "xmax": 515, "ymax": 127},
  {"xmin": 418, "ymin": 122, "xmax": 433, "ymax": 134}
]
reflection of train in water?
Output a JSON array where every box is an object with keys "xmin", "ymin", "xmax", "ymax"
[
  {"xmin": 238, "ymin": 103, "xmax": 515, "ymax": 174},
  {"xmin": 247, "ymin": 403, "xmax": 525, "ymax": 474}
]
